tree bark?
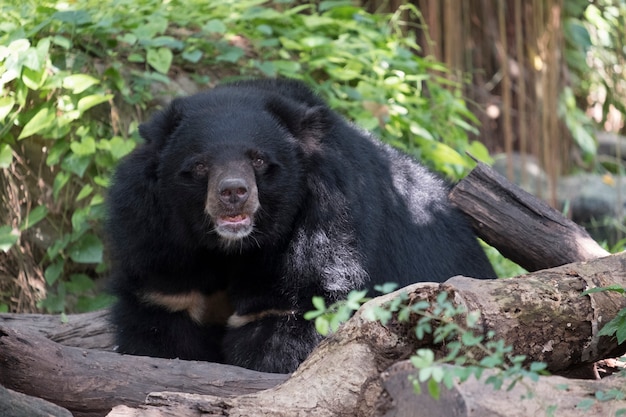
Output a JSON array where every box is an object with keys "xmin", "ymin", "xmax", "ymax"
[
  {"xmin": 0, "ymin": 385, "xmax": 72, "ymax": 417},
  {"xmin": 1, "ymin": 253, "xmax": 624, "ymax": 417},
  {"xmin": 0, "ymin": 309, "xmax": 115, "ymax": 350},
  {"xmin": 449, "ymin": 161, "xmax": 610, "ymax": 272},
  {"xmin": 377, "ymin": 361, "xmax": 626, "ymax": 417},
  {"xmin": 0, "ymin": 325, "xmax": 287, "ymax": 417},
  {"xmin": 103, "ymin": 252, "xmax": 625, "ymax": 416}
]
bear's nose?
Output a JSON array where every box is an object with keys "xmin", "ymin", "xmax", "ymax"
[{"xmin": 218, "ymin": 178, "xmax": 249, "ymax": 206}]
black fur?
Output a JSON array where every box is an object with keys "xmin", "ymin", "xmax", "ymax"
[{"xmin": 107, "ymin": 78, "xmax": 496, "ymax": 373}]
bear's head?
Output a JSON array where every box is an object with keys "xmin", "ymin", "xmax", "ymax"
[{"xmin": 138, "ymin": 82, "xmax": 331, "ymax": 252}]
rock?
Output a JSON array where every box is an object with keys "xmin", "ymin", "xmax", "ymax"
[
  {"xmin": 492, "ymin": 153, "xmax": 551, "ymax": 197},
  {"xmin": 558, "ymin": 174, "xmax": 626, "ymax": 245}
]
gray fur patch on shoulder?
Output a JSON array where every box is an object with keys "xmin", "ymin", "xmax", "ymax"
[{"xmin": 287, "ymin": 228, "xmax": 368, "ymax": 294}]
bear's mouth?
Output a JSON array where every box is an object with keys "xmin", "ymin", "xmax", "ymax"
[{"xmin": 215, "ymin": 214, "xmax": 253, "ymax": 240}]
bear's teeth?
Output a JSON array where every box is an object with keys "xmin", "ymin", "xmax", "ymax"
[{"xmin": 221, "ymin": 214, "xmax": 247, "ymax": 223}]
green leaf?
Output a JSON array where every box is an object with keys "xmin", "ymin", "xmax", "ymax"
[
  {"xmin": 270, "ymin": 60, "xmax": 302, "ymax": 75},
  {"xmin": 52, "ymin": 35, "xmax": 72, "ymax": 49},
  {"xmin": 564, "ymin": 19, "xmax": 592, "ymax": 50},
  {"xmin": 22, "ymin": 66, "xmax": 46, "ymax": 90},
  {"xmin": 71, "ymin": 206, "xmax": 91, "ymax": 233},
  {"xmin": 52, "ymin": 171, "xmax": 70, "ymax": 200},
  {"xmin": 61, "ymin": 153, "xmax": 91, "ymax": 177},
  {"xmin": 18, "ymin": 107, "xmax": 55, "ymax": 140},
  {"xmin": 598, "ymin": 311, "xmax": 626, "ymax": 344},
  {"xmin": 138, "ymin": 17, "xmax": 169, "ymax": 38},
  {"xmin": 576, "ymin": 398, "xmax": 595, "ymax": 411},
  {"xmin": 62, "ymin": 74, "xmax": 99, "ymax": 94},
  {"xmin": 0, "ymin": 225, "xmax": 19, "ymax": 252},
  {"xmin": 19, "ymin": 205, "xmax": 48, "ymax": 231},
  {"xmin": 529, "ymin": 362, "xmax": 548, "ymax": 373},
  {"xmin": 44, "ymin": 260, "xmax": 64, "ymax": 285},
  {"xmin": 109, "ymin": 136, "xmax": 136, "ymax": 160},
  {"xmin": 409, "ymin": 122, "xmax": 435, "ymax": 140},
  {"xmin": 19, "ymin": 47, "xmax": 41, "ymax": 72},
  {"xmin": 127, "ymin": 53, "xmax": 144, "ymax": 63},
  {"xmin": 68, "ymin": 234, "xmax": 103, "ymax": 264},
  {"xmin": 76, "ymin": 293, "xmax": 116, "ymax": 312},
  {"xmin": 466, "ymin": 310, "xmax": 481, "ymax": 327},
  {"xmin": 373, "ymin": 282, "xmax": 398, "ymax": 294},
  {"xmin": 466, "ymin": 140, "xmax": 492, "ymax": 164},
  {"xmin": 46, "ymin": 141, "xmax": 69, "ymax": 166},
  {"xmin": 256, "ymin": 61, "xmax": 276, "ymax": 77},
  {"xmin": 215, "ymin": 46, "xmax": 244, "ymax": 63},
  {"xmin": 616, "ymin": 317, "xmax": 626, "ymax": 344},
  {"xmin": 346, "ymin": 289, "xmax": 367, "ymax": 309},
  {"xmin": 76, "ymin": 184, "xmax": 93, "ymax": 201},
  {"xmin": 583, "ymin": 284, "xmax": 625, "ymax": 295},
  {"xmin": 66, "ymin": 273, "xmax": 94, "ymax": 293},
  {"xmin": 77, "ymin": 94, "xmax": 113, "ymax": 113},
  {"xmin": 410, "ymin": 349, "xmax": 435, "ymax": 368},
  {"xmin": 315, "ymin": 316, "xmax": 330, "ymax": 336},
  {"xmin": 70, "ymin": 136, "xmax": 96, "ymax": 156},
  {"xmin": 146, "ymin": 47, "xmax": 173, "ymax": 74},
  {"xmin": 52, "ymin": 10, "xmax": 92, "ymax": 25},
  {"xmin": 427, "ymin": 377, "xmax": 441, "ymax": 399},
  {"xmin": 311, "ymin": 296, "xmax": 326, "ymax": 311},
  {"xmin": 202, "ymin": 19, "xmax": 226, "ymax": 35},
  {"xmin": 479, "ymin": 355, "xmax": 502, "ymax": 368},
  {"xmin": 0, "ymin": 97, "xmax": 15, "ymax": 122},
  {"xmin": 0, "ymin": 144, "xmax": 13, "ymax": 169},
  {"xmin": 303, "ymin": 310, "xmax": 322, "ymax": 320},
  {"xmin": 182, "ymin": 49, "xmax": 203, "ymax": 63},
  {"xmin": 118, "ymin": 33, "xmax": 137, "ymax": 45},
  {"xmin": 461, "ymin": 331, "xmax": 483, "ymax": 347}
]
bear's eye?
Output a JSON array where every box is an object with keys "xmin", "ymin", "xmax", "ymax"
[
  {"xmin": 192, "ymin": 162, "xmax": 209, "ymax": 178},
  {"xmin": 251, "ymin": 156, "xmax": 264, "ymax": 169}
]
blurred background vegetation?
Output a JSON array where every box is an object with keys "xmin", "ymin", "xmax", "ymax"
[{"xmin": 0, "ymin": 0, "xmax": 624, "ymax": 314}]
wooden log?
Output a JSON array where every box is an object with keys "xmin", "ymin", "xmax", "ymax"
[
  {"xmin": 104, "ymin": 253, "xmax": 626, "ymax": 416},
  {"xmin": 376, "ymin": 361, "xmax": 626, "ymax": 417},
  {"xmin": 0, "ymin": 309, "xmax": 115, "ymax": 350},
  {"xmin": 0, "ymin": 326, "xmax": 287, "ymax": 417},
  {"xmin": 0, "ymin": 385, "xmax": 72, "ymax": 417},
  {"xmin": 2, "ymin": 253, "xmax": 624, "ymax": 417},
  {"xmin": 449, "ymin": 161, "xmax": 609, "ymax": 272}
]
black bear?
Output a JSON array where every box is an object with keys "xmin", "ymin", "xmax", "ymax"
[{"xmin": 106, "ymin": 78, "xmax": 496, "ymax": 373}]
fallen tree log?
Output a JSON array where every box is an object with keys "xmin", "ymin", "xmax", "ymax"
[
  {"xmin": 377, "ymin": 361, "xmax": 626, "ymax": 417},
  {"xmin": 449, "ymin": 161, "xmax": 610, "ymax": 272},
  {"xmin": 111, "ymin": 360, "xmax": 626, "ymax": 417},
  {"xmin": 0, "ymin": 385, "xmax": 72, "ymax": 417},
  {"xmin": 0, "ymin": 325, "xmax": 287, "ymax": 417},
  {"xmin": 1, "ymin": 252, "xmax": 625, "ymax": 416},
  {"xmin": 104, "ymin": 253, "xmax": 626, "ymax": 416},
  {"xmin": 0, "ymin": 309, "xmax": 114, "ymax": 350}
]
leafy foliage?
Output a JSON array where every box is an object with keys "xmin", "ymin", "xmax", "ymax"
[
  {"xmin": 366, "ymin": 291, "xmax": 549, "ymax": 399},
  {"xmin": 304, "ymin": 283, "xmax": 397, "ymax": 335},
  {"xmin": 580, "ymin": 283, "xmax": 626, "ymax": 416},
  {"xmin": 564, "ymin": 0, "xmax": 626, "ymax": 166},
  {"xmin": 305, "ymin": 287, "xmax": 550, "ymax": 401},
  {"xmin": 1, "ymin": 0, "xmax": 486, "ymax": 313}
]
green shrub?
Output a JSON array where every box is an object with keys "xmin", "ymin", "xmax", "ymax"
[{"xmin": 0, "ymin": 0, "xmax": 487, "ymax": 313}]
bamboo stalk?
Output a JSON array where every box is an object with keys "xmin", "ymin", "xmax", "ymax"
[{"xmin": 498, "ymin": 1, "xmax": 514, "ymax": 181}]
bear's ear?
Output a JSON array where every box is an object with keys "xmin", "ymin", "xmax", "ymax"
[
  {"xmin": 265, "ymin": 97, "xmax": 331, "ymax": 155},
  {"xmin": 138, "ymin": 98, "xmax": 187, "ymax": 149}
]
